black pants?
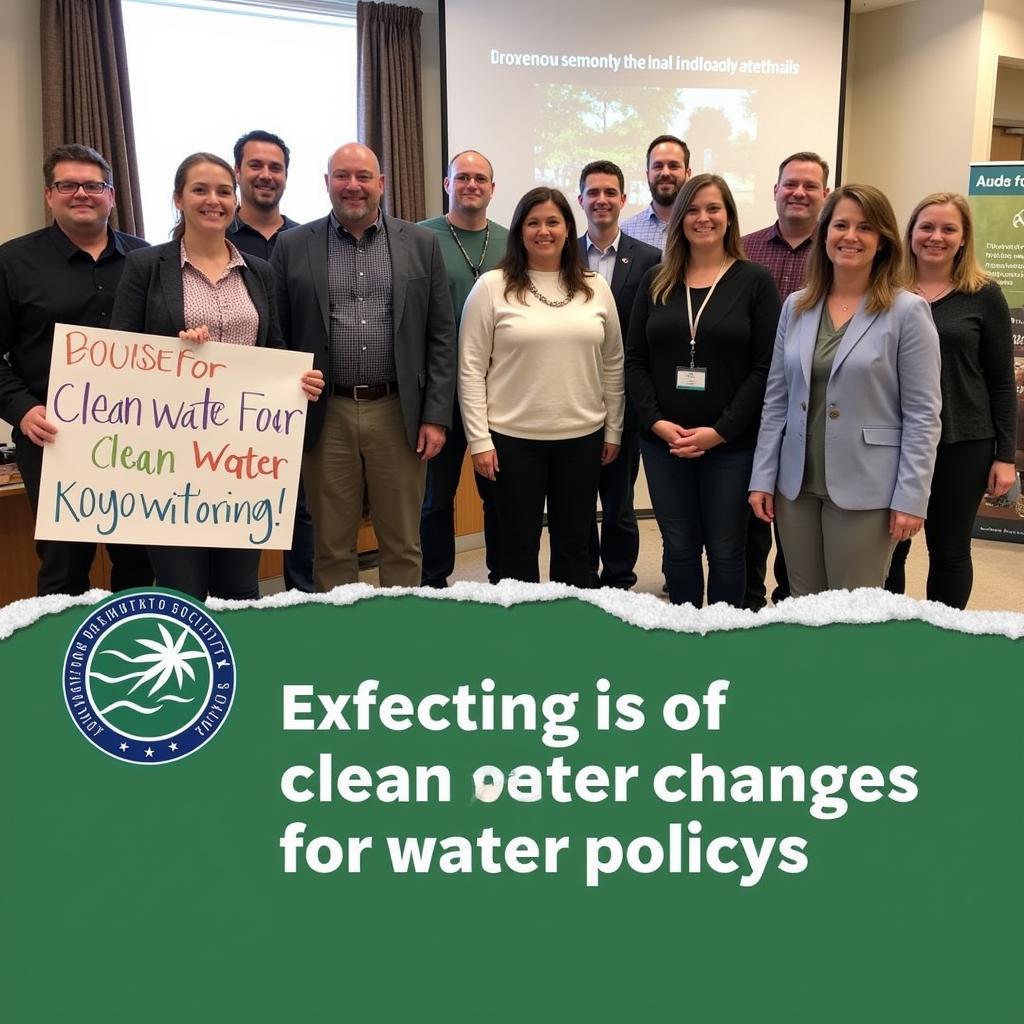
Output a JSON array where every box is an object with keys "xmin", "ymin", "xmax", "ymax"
[
  {"xmin": 420, "ymin": 404, "xmax": 501, "ymax": 587},
  {"xmin": 282, "ymin": 480, "xmax": 315, "ymax": 592},
  {"xmin": 16, "ymin": 433, "xmax": 152, "ymax": 596},
  {"xmin": 885, "ymin": 438, "xmax": 994, "ymax": 609},
  {"xmin": 641, "ymin": 438, "xmax": 752, "ymax": 607},
  {"xmin": 491, "ymin": 429, "xmax": 603, "ymax": 588},
  {"xmin": 147, "ymin": 545, "xmax": 261, "ymax": 602},
  {"xmin": 884, "ymin": 538, "xmax": 910, "ymax": 595},
  {"xmin": 588, "ymin": 426, "xmax": 641, "ymax": 589},
  {"xmin": 743, "ymin": 512, "xmax": 791, "ymax": 610}
]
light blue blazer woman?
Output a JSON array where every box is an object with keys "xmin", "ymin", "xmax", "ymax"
[{"xmin": 749, "ymin": 289, "xmax": 942, "ymax": 518}]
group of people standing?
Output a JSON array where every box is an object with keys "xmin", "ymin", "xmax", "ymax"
[
  {"xmin": 444, "ymin": 136, "xmax": 1016, "ymax": 611},
  {"xmin": 0, "ymin": 130, "xmax": 1016, "ymax": 611},
  {"xmin": 750, "ymin": 183, "xmax": 1016, "ymax": 608}
]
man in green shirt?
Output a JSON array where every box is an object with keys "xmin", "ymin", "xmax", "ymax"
[{"xmin": 418, "ymin": 151, "xmax": 509, "ymax": 586}]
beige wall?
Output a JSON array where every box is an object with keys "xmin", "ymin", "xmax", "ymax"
[
  {"xmin": 844, "ymin": 0, "xmax": 1024, "ymax": 223},
  {"xmin": 975, "ymin": 0, "xmax": 1024, "ymax": 151},
  {"xmin": 1, "ymin": 1, "xmax": 42, "ymax": 443},
  {"xmin": 844, "ymin": 0, "xmax": 984, "ymax": 224},
  {"xmin": 994, "ymin": 64, "xmax": 1024, "ymax": 122},
  {"xmin": 2, "ymin": 1, "xmax": 43, "ymax": 241}
]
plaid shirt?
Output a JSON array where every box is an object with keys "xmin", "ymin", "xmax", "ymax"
[
  {"xmin": 620, "ymin": 205, "xmax": 668, "ymax": 253},
  {"xmin": 326, "ymin": 212, "xmax": 395, "ymax": 388},
  {"xmin": 741, "ymin": 222, "xmax": 813, "ymax": 302}
]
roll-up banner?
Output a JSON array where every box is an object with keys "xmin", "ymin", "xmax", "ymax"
[{"xmin": 968, "ymin": 161, "xmax": 1024, "ymax": 543}]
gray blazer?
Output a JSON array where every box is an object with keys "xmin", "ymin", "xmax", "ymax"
[
  {"xmin": 110, "ymin": 239, "xmax": 281, "ymax": 347},
  {"xmin": 271, "ymin": 214, "xmax": 457, "ymax": 452},
  {"xmin": 749, "ymin": 289, "xmax": 942, "ymax": 517}
]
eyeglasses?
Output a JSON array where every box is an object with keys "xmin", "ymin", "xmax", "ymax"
[{"xmin": 50, "ymin": 180, "xmax": 112, "ymax": 195}]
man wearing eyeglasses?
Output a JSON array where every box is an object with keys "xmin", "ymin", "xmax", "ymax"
[{"xmin": 0, "ymin": 143, "xmax": 152, "ymax": 596}]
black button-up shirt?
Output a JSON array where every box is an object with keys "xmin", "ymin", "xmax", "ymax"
[
  {"xmin": 0, "ymin": 224, "xmax": 148, "ymax": 429},
  {"xmin": 227, "ymin": 213, "xmax": 299, "ymax": 262}
]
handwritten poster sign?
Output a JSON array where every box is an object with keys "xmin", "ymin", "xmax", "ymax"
[{"xmin": 35, "ymin": 324, "xmax": 312, "ymax": 549}]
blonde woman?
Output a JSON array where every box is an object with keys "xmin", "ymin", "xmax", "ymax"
[
  {"xmin": 749, "ymin": 184, "xmax": 941, "ymax": 596},
  {"xmin": 885, "ymin": 192, "xmax": 1016, "ymax": 607}
]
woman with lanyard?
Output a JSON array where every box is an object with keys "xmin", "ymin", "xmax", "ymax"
[
  {"xmin": 112, "ymin": 151, "xmax": 323, "ymax": 601},
  {"xmin": 749, "ymin": 184, "xmax": 941, "ymax": 596},
  {"xmin": 459, "ymin": 186, "xmax": 623, "ymax": 587},
  {"xmin": 625, "ymin": 173, "xmax": 780, "ymax": 607},
  {"xmin": 883, "ymin": 192, "xmax": 1017, "ymax": 607}
]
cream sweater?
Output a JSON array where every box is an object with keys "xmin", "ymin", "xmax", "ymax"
[{"xmin": 458, "ymin": 269, "xmax": 624, "ymax": 453}]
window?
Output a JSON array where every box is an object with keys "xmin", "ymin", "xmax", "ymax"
[{"xmin": 123, "ymin": 0, "xmax": 356, "ymax": 240}]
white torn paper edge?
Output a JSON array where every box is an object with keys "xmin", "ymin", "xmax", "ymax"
[
  {"xmin": 0, "ymin": 589, "xmax": 110, "ymax": 642},
  {"xmin": 1, "ymin": 581, "xmax": 1021, "ymax": 643}
]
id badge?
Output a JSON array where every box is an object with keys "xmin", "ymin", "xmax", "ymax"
[{"xmin": 676, "ymin": 365, "xmax": 707, "ymax": 391}]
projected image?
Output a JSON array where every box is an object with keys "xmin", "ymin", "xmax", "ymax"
[
  {"xmin": 443, "ymin": 0, "xmax": 845, "ymax": 231},
  {"xmin": 533, "ymin": 85, "xmax": 757, "ymax": 219}
]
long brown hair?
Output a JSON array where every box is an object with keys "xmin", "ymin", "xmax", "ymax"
[
  {"xmin": 499, "ymin": 187, "xmax": 593, "ymax": 303},
  {"xmin": 903, "ymin": 191, "xmax": 991, "ymax": 295},
  {"xmin": 649, "ymin": 174, "xmax": 745, "ymax": 305},
  {"xmin": 170, "ymin": 152, "xmax": 237, "ymax": 240},
  {"xmin": 795, "ymin": 184, "xmax": 903, "ymax": 315}
]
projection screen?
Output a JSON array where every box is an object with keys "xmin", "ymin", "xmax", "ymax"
[{"xmin": 440, "ymin": 0, "xmax": 849, "ymax": 235}]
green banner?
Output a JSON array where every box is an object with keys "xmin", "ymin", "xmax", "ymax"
[
  {"xmin": 3, "ymin": 589, "xmax": 1023, "ymax": 1020},
  {"xmin": 968, "ymin": 162, "xmax": 1024, "ymax": 543},
  {"xmin": 968, "ymin": 164, "xmax": 1024, "ymax": 197}
]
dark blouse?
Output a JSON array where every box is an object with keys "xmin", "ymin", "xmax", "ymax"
[
  {"xmin": 930, "ymin": 282, "xmax": 1016, "ymax": 462},
  {"xmin": 625, "ymin": 259, "xmax": 781, "ymax": 450}
]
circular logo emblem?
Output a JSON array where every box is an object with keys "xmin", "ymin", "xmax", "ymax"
[{"xmin": 63, "ymin": 592, "xmax": 235, "ymax": 764}]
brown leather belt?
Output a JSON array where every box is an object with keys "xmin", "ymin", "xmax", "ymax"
[{"xmin": 329, "ymin": 382, "xmax": 399, "ymax": 401}]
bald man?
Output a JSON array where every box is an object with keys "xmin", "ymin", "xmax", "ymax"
[{"xmin": 272, "ymin": 143, "xmax": 456, "ymax": 589}]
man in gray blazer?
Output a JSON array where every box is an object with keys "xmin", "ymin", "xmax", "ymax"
[
  {"xmin": 577, "ymin": 159, "xmax": 662, "ymax": 589},
  {"xmin": 271, "ymin": 143, "xmax": 456, "ymax": 590}
]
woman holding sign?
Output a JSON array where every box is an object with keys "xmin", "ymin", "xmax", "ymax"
[
  {"xmin": 112, "ymin": 151, "xmax": 322, "ymax": 601},
  {"xmin": 884, "ymin": 192, "xmax": 1017, "ymax": 608},
  {"xmin": 749, "ymin": 185, "xmax": 942, "ymax": 596},
  {"xmin": 625, "ymin": 174, "xmax": 780, "ymax": 607}
]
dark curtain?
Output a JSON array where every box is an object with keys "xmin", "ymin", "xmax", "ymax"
[
  {"xmin": 40, "ymin": 0, "xmax": 144, "ymax": 235},
  {"xmin": 357, "ymin": 1, "xmax": 425, "ymax": 221}
]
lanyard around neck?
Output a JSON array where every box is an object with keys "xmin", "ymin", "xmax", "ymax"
[
  {"xmin": 446, "ymin": 216, "xmax": 490, "ymax": 279},
  {"xmin": 685, "ymin": 258, "xmax": 730, "ymax": 367}
]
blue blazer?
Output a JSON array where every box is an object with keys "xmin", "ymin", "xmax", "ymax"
[
  {"xmin": 110, "ymin": 239, "xmax": 282, "ymax": 347},
  {"xmin": 749, "ymin": 289, "xmax": 942, "ymax": 517}
]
